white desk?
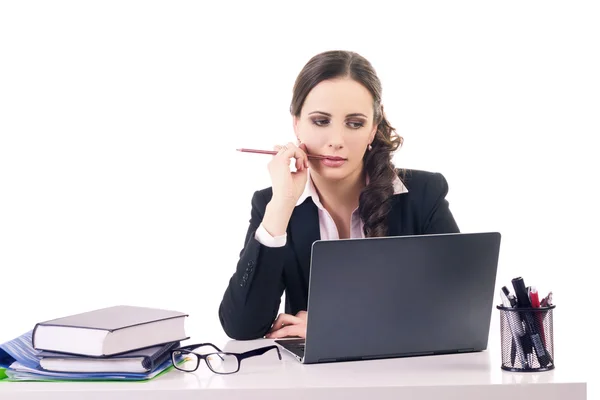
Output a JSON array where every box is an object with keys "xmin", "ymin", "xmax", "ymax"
[{"xmin": 0, "ymin": 336, "xmax": 588, "ymax": 400}]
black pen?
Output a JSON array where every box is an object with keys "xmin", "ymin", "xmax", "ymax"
[{"xmin": 501, "ymin": 287, "xmax": 528, "ymax": 368}]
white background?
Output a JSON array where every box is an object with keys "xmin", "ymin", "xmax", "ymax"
[{"xmin": 1, "ymin": 0, "xmax": 598, "ymax": 393}]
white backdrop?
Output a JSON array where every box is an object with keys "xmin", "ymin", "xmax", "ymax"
[{"xmin": 1, "ymin": 0, "xmax": 598, "ymax": 390}]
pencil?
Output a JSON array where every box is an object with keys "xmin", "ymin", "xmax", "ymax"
[{"xmin": 236, "ymin": 148, "xmax": 329, "ymax": 160}]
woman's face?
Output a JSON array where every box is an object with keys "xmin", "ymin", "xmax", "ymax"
[{"xmin": 293, "ymin": 77, "xmax": 377, "ymax": 181}]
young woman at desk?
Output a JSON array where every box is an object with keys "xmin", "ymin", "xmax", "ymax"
[{"xmin": 219, "ymin": 50, "xmax": 459, "ymax": 341}]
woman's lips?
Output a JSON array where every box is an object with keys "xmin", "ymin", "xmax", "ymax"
[{"xmin": 320, "ymin": 156, "xmax": 347, "ymax": 168}]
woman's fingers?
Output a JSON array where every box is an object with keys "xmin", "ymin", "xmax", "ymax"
[
  {"xmin": 295, "ymin": 310, "xmax": 308, "ymax": 321},
  {"xmin": 268, "ymin": 313, "xmax": 303, "ymax": 333},
  {"xmin": 265, "ymin": 311, "xmax": 309, "ymax": 338},
  {"xmin": 287, "ymin": 143, "xmax": 308, "ymax": 171},
  {"xmin": 298, "ymin": 143, "xmax": 309, "ymax": 169},
  {"xmin": 272, "ymin": 142, "xmax": 308, "ymax": 170},
  {"xmin": 266, "ymin": 324, "xmax": 305, "ymax": 339}
]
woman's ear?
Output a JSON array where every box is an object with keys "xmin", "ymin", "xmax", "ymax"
[
  {"xmin": 293, "ymin": 115, "xmax": 301, "ymax": 142},
  {"xmin": 369, "ymin": 123, "xmax": 378, "ymax": 144}
]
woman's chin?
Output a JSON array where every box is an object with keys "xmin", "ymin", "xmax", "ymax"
[{"xmin": 312, "ymin": 164, "xmax": 354, "ymax": 181}]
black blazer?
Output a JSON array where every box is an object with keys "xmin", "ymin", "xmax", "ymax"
[{"xmin": 218, "ymin": 169, "xmax": 460, "ymax": 340}]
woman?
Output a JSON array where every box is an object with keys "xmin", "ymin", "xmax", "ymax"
[{"xmin": 219, "ymin": 50, "xmax": 459, "ymax": 340}]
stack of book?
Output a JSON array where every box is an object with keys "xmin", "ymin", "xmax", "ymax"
[{"xmin": 0, "ymin": 305, "xmax": 189, "ymax": 381}]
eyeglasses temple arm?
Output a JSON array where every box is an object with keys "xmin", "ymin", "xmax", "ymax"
[{"xmin": 238, "ymin": 345, "xmax": 282, "ymax": 361}]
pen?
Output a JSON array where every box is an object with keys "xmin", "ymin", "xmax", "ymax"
[
  {"xmin": 503, "ymin": 289, "xmax": 534, "ymax": 365},
  {"xmin": 540, "ymin": 291, "xmax": 553, "ymax": 307},
  {"xmin": 506, "ymin": 292, "xmax": 517, "ymax": 308},
  {"xmin": 529, "ymin": 286, "xmax": 540, "ymax": 308},
  {"xmin": 512, "ymin": 277, "xmax": 553, "ymax": 368},
  {"xmin": 529, "ymin": 286, "xmax": 547, "ymax": 347},
  {"xmin": 509, "ymin": 279, "xmax": 534, "ymax": 366},
  {"xmin": 504, "ymin": 287, "xmax": 530, "ymax": 366},
  {"xmin": 540, "ymin": 291, "xmax": 553, "ymax": 348},
  {"xmin": 512, "ymin": 277, "xmax": 532, "ymax": 308},
  {"xmin": 500, "ymin": 287, "xmax": 528, "ymax": 368},
  {"xmin": 502, "ymin": 288, "xmax": 517, "ymax": 365}
]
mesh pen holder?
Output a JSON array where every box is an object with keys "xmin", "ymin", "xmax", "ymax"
[{"xmin": 497, "ymin": 305, "xmax": 556, "ymax": 372}]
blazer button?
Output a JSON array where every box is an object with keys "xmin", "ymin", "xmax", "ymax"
[
  {"xmin": 242, "ymin": 272, "xmax": 249, "ymax": 281},
  {"xmin": 248, "ymin": 260, "xmax": 254, "ymax": 267}
]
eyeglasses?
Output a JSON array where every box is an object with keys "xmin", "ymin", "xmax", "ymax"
[{"xmin": 170, "ymin": 343, "xmax": 282, "ymax": 374}]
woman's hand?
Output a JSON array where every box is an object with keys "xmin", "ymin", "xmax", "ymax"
[
  {"xmin": 268, "ymin": 142, "xmax": 309, "ymax": 205},
  {"xmin": 265, "ymin": 311, "xmax": 307, "ymax": 339},
  {"xmin": 261, "ymin": 142, "xmax": 309, "ymax": 237}
]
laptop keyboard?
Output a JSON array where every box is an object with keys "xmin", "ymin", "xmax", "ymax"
[
  {"xmin": 276, "ymin": 339, "xmax": 305, "ymax": 359},
  {"xmin": 288, "ymin": 342, "xmax": 305, "ymax": 358}
]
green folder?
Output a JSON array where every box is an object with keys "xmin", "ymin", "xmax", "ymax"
[{"xmin": 0, "ymin": 364, "xmax": 176, "ymax": 382}]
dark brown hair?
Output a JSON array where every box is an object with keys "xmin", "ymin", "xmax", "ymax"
[{"xmin": 290, "ymin": 50, "xmax": 403, "ymax": 237}]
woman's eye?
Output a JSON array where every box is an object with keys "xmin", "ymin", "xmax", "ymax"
[
  {"xmin": 312, "ymin": 119, "xmax": 330, "ymax": 127},
  {"xmin": 347, "ymin": 121, "xmax": 365, "ymax": 129}
]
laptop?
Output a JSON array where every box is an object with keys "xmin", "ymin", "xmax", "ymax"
[{"xmin": 275, "ymin": 232, "xmax": 501, "ymax": 364}]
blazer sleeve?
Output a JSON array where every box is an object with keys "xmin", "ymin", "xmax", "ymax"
[
  {"xmin": 421, "ymin": 172, "xmax": 460, "ymax": 234},
  {"xmin": 218, "ymin": 190, "xmax": 287, "ymax": 340}
]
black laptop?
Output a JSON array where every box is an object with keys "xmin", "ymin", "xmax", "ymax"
[{"xmin": 275, "ymin": 232, "xmax": 501, "ymax": 364}]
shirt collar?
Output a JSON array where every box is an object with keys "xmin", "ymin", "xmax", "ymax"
[{"xmin": 296, "ymin": 169, "xmax": 408, "ymax": 208}]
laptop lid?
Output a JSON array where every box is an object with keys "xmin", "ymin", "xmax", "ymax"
[{"xmin": 302, "ymin": 232, "xmax": 501, "ymax": 364}]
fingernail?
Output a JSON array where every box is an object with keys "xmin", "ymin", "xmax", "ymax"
[{"xmin": 305, "ymin": 160, "xmax": 309, "ymax": 168}]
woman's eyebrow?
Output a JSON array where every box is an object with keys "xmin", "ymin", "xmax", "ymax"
[
  {"xmin": 308, "ymin": 111, "xmax": 368, "ymax": 118},
  {"xmin": 308, "ymin": 111, "xmax": 331, "ymax": 116}
]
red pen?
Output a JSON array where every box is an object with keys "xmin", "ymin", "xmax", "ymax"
[
  {"xmin": 529, "ymin": 286, "xmax": 546, "ymax": 347},
  {"xmin": 530, "ymin": 287, "xmax": 541, "ymax": 308}
]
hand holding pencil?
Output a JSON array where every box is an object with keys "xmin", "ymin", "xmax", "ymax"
[{"xmin": 243, "ymin": 143, "xmax": 310, "ymax": 236}]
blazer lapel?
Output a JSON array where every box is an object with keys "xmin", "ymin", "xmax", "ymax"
[
  {"xmin": 288, "ymin": 198, "xmax": 320, "ymax": 287},
  {"xmin": 386, "ymin": 194, "xmax": 405, "ymax": 236}
]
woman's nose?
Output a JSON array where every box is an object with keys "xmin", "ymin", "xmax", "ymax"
[{"xmin": 327, "ymin": 128, "xmax": 344, "ymax": 149}]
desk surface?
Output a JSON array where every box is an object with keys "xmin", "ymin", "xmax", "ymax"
[{"xmin": 0, "ymin": 335, "xmax": 588, "ymax": 400}]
